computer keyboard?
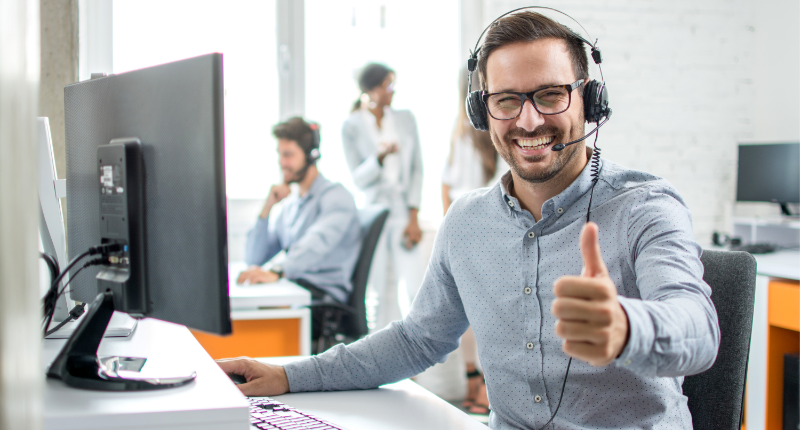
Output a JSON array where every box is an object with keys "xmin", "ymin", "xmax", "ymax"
[{"xmin": 248, "ymin": 397, "xmax": 347, "ymax": 430}]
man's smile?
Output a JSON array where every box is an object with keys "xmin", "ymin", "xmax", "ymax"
[{"xmin": 514, "ymin": 136, "xmax": 554, "ymax": 150}]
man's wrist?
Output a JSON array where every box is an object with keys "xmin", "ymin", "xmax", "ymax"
[{"xmin": 269, "ymin": 265, "xmax": 284, "ymax": 279}]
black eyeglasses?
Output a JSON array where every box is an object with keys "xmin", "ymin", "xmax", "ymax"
[{"xmin": 482, "ymin": 80, "xmax": 583, "ymax": 120}]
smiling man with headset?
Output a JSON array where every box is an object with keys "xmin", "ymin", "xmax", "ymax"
[{"xmin": 219, "ymin": 9, "xmax": 719, "ymax": 429}]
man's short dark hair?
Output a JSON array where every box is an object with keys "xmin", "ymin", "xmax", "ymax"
[
  {"xmin": 272, "ymin": 117, "xmax": 318, "ymax": 155},
  {"xmin": 477, "ymin": 11, "xmax": 589, "ymax": 92}
]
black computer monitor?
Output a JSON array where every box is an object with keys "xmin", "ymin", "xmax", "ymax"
[
  {"xmin": 736, "ymin": 143, "xmax": 800, "ymax": 216},
  {"xmin": 48, "ymin": 54, "xmax": 231, "ymax": 391}
]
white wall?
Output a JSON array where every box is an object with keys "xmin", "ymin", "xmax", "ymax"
[{"xmin": 468, "ymin": 0, "xmax": 800, "ymax": 244}]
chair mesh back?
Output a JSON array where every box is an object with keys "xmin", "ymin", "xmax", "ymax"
[
  {"xmin": 683, "ymin": 250, "xmax": 757, "ymax": 430},
  {"xmin": 343, "ymin": 206, "xmax": 389, "ymax": 337}
]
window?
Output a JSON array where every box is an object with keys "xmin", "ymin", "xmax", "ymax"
[
  {"xmin": 113, "ymin": 0, "xmax": 280, "ymax": 199},
  {"xmin": 305, "ymin": 0, "xmax": 460, "ymax": 222}
]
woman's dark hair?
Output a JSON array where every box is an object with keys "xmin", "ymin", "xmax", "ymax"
[
  {"xmin": 272, "ymin": 117, "xmax": 318, "ymax": 155},
  {"xmin": 451, "ymin": 66, "xmax": 497, "ymax": 183},
  {"xmin": 477, "ymin": 11, "xmax": 589, "ymax": 92},
  {"xmin": 352, "ymin": 63, "xmax": 395, "ymax": 112}
]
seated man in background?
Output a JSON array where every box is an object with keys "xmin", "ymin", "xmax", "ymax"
[{"xmin": 237, "ymin": 117, "xmax": 361, "ymax": 310}]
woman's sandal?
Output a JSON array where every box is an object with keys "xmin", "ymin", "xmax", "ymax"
[
  {"xmin": 468, "ymin": 378, "xmax": 491, "ymax": 416},
  {"xmin": 462, "ymin": 369, "xmax": 484, "ymax": 408}
]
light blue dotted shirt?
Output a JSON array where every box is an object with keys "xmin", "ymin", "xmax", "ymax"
[{"xmin": 284, "ymin": 156, "xmax": 720, "ymax": 429}]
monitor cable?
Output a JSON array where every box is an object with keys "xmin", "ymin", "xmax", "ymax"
[{"xmin": 41, "ymin": 243, "xmax": 121, "ymax": 337}]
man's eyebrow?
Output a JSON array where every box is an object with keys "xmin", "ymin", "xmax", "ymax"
[{"xmin": 489, "ymin": 82, "xmax": 563, "ymax": 93}]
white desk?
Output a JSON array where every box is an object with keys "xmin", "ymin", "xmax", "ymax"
[
  {"xmin": 43, "ymin": 322, "xmax": 486, "ymax": 430},
  {"xmin": 227, "ymin": 262, "xmax": 312, "ymax": 356},
  {"xmin": 744, "ymin": 250, "xmax": 799, "ymax": 430},
  {"xmin": 43, "ymin": 319, "xmax": 249, "ymax": 430}
]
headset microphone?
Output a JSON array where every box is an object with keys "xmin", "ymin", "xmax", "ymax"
[{"xmin": 551, "ymin": 109, "xmax": 612, "ymax": 151}]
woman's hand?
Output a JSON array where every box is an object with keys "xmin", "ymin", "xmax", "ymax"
[
  {"xmin": 377, "ymin": 142, "xmax": 398, "ymax": 165},
  {"xmin": 403, "ymin": 208, "xmax": 422, "ymax": 249}
]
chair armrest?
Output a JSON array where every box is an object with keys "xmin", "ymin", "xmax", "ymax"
[{"xmin": 306, "ymin": 302, "xmax": 357, "ymax": 316}]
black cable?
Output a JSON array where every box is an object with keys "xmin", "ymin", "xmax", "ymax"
[
  {"xmin": 42, "ymin": 245, "xmax": 119, "ymax": 337},
  {"xmin": 45, "ymin": 303, "xmax": 87, "ymax": 337},
  {"xmin": 40, "ymin": 252, "xmax": 62, "ymax": 321},
  {"xmin": 42, "ymin": 248, "xmax": 93, "ymax": 336},
  {"xmin": 39, "ymin": 252, "xmax": 60, "ymax": 285},
  {"xmin": 537, "ymin": 129, "xmax": 602, "ymax": 430},
  {"xmin": 42, "ymin": 257, "xmax": 104, "ymax": 337},
  {"xmin": 586, "ymin": 129, "xmax": 602, "ymax": 224}
]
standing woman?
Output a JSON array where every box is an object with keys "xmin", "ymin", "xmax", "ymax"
[
  {"xmin": 442, "ymin": 66, "xmax": 508, "ymax": 212},
  {"xmin": 342, "ymin": 63, "xmax": 424, "ymax": 331}
]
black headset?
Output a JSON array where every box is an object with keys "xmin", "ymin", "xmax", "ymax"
[
  {"xmin": 465, "ymin": 6, "xmax": 611, "ymax": 138},
  {"xmin": 306, "ymin": 121, "xmax": 321, "ymax": 164}
]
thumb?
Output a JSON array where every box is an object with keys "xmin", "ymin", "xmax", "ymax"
[{"xmin": 580, "ymin": 222, "xmax": 608, "ymax": 277}]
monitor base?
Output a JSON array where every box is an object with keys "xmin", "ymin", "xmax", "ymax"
[{"xmin": 46, "ymin": 291, "xmax": 196, "ymax": 391}]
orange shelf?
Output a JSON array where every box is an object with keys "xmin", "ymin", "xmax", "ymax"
[
  {"xmin": 765, "ymin": 280, "xmax": 799, "ymax": 430},
  {"xmin": 191, "ymin": 318, "xmax": 302, "ymax": 360}
]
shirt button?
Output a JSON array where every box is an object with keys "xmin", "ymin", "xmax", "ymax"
[
  {"xmin": 623, "ymin": 359, "xmax": 632, "ymax": 366},
  {"xmin": 557, "ymin": 207, "xmax": 564, "ymax": 214},
  {"xmin": 534, "ymin": 395, "xmax": 542, "ymax": 403},
  {"xmin": 527, "ymin": 232, "xmax": 535, "ymax": 238},
  {"xmin": 526, "ymin": 342, "xmax": 534, "ymax": 350},
  {"xmin": 508, "ymin": 200, "xmax": 515, "ymax": 208},
  {"xmin": 524, "ymin": 287, "xmax": 532, "ymax": 295}
]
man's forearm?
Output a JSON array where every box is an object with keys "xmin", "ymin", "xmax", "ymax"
[{"xmin": 283, "ymin": 319, "xmax": 451, "ymax": 392}]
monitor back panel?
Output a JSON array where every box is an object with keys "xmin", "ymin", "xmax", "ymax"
[{"xmin": 65, "ymin": 54, "xmax": 231, "ymax": 334}]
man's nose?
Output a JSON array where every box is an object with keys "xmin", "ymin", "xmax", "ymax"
[{"xmin": 516, "ymin": 99, "xmax": 545, "ymax": 132}]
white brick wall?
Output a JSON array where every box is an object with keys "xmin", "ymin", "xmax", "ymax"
[{"xmin": 474, "ymin": 1, "xmax": 773, "ymax": 245}]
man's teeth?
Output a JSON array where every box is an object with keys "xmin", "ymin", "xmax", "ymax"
[{"xmin": 517, "ymin": 137, "xmax": 554, "ymax": 149}]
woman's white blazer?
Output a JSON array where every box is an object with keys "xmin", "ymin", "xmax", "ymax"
[{"xmin": 341, "ymin": 109, "xmax": 423, "ymax": 210}]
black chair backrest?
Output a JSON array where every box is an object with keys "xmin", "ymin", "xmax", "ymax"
[
  {"xmin": 344, "ymin": 205, "xmax": 389, "ymax": 338},
  {"xmin": 683, "ymin": 249, "xmax": 757, "ymax": 430}
]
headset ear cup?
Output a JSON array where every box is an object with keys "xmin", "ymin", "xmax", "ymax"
[
  {"xmin": 308, "ymin": 148, "xmax": 320, "ymax": 163},
  {"xmin": 466, "ymin": 91, "xmax": 489, "ymax": 131},
  {"xmin": 582, "ymin": 80, "xmax": 610, "ymax": 124},
  {"xmin": 582, "ymin": 80, "xmax": 598, "ymax": 124}
]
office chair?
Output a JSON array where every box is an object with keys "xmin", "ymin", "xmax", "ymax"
[
  {"xmin": 309, "ymin": 205, "xmax": 389, "ymax": 354},
  {"xmin": 682, "ymin": 249, "xmax": 757, "ymax": 430}
]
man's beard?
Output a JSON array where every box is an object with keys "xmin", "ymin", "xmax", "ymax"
[
  {"xmin": 283, "ymin": 164, "xmax": 309, "ymax": 184},
  {"xmin": 491, "ymin": 123, "xmax": 584, "ymax": 184}
]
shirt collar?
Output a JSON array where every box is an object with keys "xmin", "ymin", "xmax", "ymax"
[
  {"xmin": 298, "ymin": 173, "xmax": 329, "ymax": 201},
  {"xmin": 499, "ymin": 147, "xmax": 602, "ymax": 217}
]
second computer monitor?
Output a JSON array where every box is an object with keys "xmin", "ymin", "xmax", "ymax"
[{"xmin": 737, "ymin": 142, "xmax": 800, "ymax": 215}]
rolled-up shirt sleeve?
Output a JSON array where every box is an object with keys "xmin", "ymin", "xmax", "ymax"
[
  {"xmin": 613, "ymin": 185, "xmax": 720, "ymax": 377},
  {"xmin": 283, "ymin": 212, "xmax": 469, "ymax": 392}
]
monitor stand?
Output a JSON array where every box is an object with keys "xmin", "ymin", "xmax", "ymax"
[{"xmin": 46, "ymin": 291, "xmax": 196, "ymax": 391}]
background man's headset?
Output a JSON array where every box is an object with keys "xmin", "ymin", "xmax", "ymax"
[
  {"xmin": 465, "ymin": 7, "xmax": 613, "ymax": 428},
  {"xmin": 292, "ymin": 121, "xmax": 321, "ymax": 182}
]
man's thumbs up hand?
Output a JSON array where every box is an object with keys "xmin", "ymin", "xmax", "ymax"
[{"xmin": 551, "ymin": 222, "xmax": 630, "ymax": 367}]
